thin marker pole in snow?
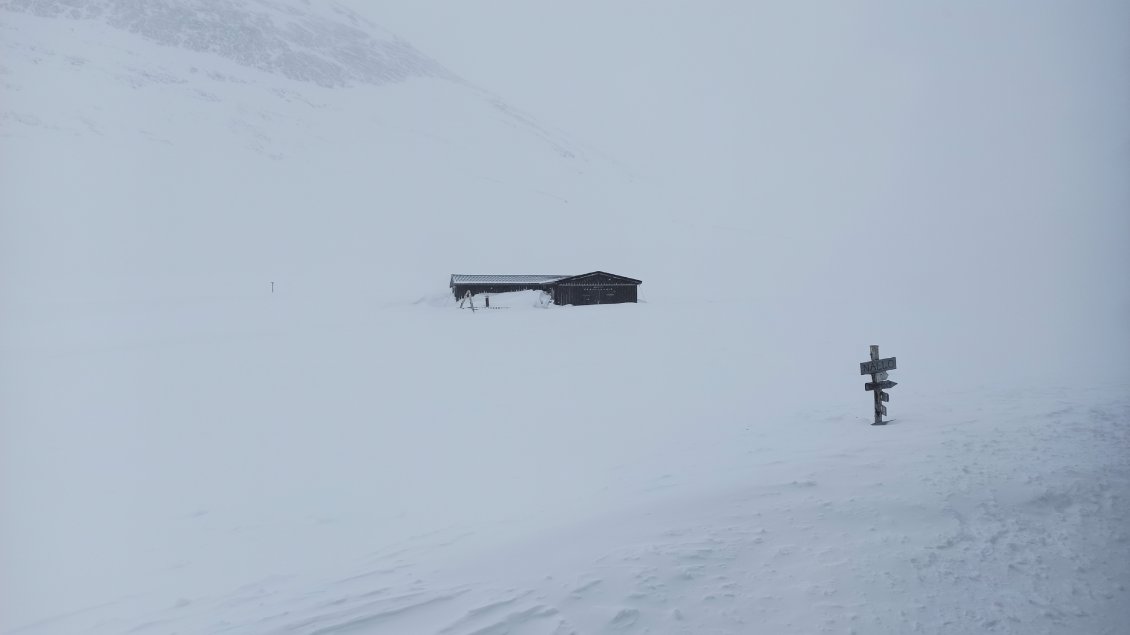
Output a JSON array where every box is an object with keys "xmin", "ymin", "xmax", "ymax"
[
  {"xmin": 870, "ymin": 346, "xmax": 882, "ymax": 424},
  {"xmin": 270, "ymin": 281, "xmax": 275, "ymax": 293}
]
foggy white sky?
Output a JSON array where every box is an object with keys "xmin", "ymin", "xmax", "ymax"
[
  {"xmin": 2, "ymin": 0, "xmax": 1128, "ymax": 366},
  {"xmin": 2, "ymin": 3, "xmax": 1129, "ymax": 631},
  {"xmin": 366, "ymin": 0, "xmax": 1130, "ymax": 363}
]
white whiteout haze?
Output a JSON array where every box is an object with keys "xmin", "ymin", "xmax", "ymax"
[{"xmin": 1, "ymin": 1, "xmax": 1128, "ymax": 633}]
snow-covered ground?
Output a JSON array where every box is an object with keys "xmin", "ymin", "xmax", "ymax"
[
  {"xmin": 2, "ymin": 1, "xmax": 1128, "ymax": 634},
  {"xmin": 4, "ymin": 294, "xmax": 1129, "ymax": 634}
]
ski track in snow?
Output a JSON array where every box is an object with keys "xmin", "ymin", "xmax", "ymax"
[{"xmin": 11, "ymin": 391, "xmax": 1128, "ymax": 635}]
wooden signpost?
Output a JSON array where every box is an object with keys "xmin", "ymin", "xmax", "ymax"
[{"xmin": 861, "ymin": 345, "xmax": 897, "ymax": 425}]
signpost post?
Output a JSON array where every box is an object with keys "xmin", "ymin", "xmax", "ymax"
[{"xmin": 860, "ymin": 345, "xmax": 897, "ymax": 425}]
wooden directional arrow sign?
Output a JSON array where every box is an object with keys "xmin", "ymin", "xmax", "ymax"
[
  {"xmin": 860, "ymin": 357, "xmax": 896, "ymax": 375},
  {"xmin": 862, "ymin": 345, "xmax": 898, "ymax": 425},
  {"xmin": 865, "ymin": 380, "xmax": 898, "ymax": 391}
]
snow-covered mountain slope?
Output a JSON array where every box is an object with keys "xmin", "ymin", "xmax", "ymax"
[
  {"xmin": 2, "ymin": 1, "xmax": 1128, "ymax": 634},
  {"xmin": 1, "ymin": 0, "xmax": 617, "ymax": 317},
  {"xmin": 4, "ymin": 0, "xmax": 453, "ymax": 87}
]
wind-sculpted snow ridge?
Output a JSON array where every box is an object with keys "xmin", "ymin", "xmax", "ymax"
[
  {"xmin": 3, "ymin": 0, "xmax": 453, "ymax": 87},
  {"xmin": 7, "ymin": 385, "xmax": 1127, "ymax": 634}
]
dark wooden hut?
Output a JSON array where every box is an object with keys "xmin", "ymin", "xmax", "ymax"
[
  {"xmin": 449, "ymin": 271, "xmax": 642, "ymax": 306},
  {"xmin": 549, "ymin": 271, "xmax": 642, "ymax": 305}
]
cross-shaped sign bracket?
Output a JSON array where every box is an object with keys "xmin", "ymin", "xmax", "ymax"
[{"xmin": 861, "ymin": 345, "xmax": 897, "ymax": 425}]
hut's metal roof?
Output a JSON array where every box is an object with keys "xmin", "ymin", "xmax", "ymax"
[
  {"xmin": 556, "ymin": 271, "xmax": 643, "ymax": 285},
  {"xmin": 450, "ymin": 274, "xmax": 569, "ymax": 286}
]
